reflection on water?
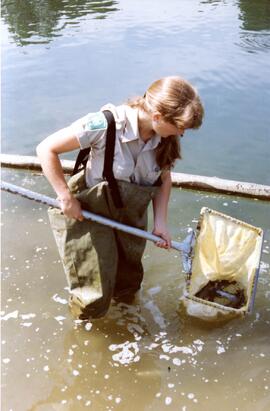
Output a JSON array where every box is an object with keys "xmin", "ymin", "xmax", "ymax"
[
  {"xmin": 237, "ymin": 0, "xmax": 270, "ymax": 53},
  {"xmin": 1, "ymin": 0, "xmax": 119, "ymax": 45},
  {"xmin": 238, "ymin": 0, "xmax": 270, "ymax": 31}
]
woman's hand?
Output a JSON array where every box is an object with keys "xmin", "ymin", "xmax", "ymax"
[
  {"xmin": 152, "ymin": 170, "xmax": 172, "ymax": 250},
  {"xmin": 36, "ymin": 125, "xmax": 83, "ymax": 220},
  {"xmin": 58, "ymin": 193, "xmax": 84, "ymax": 221},
  {"xmin": 152, "ymin": 222, "xmax": 171, "ymax": 250}
]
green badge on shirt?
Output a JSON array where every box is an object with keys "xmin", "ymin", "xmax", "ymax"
[{"xmin": 85, "ymin": 112, "xmax": 106, "ymax": 131}]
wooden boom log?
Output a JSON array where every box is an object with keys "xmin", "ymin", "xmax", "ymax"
[{"xmin": 1, "ymin": 153, "xmax": 270, "ymax": 201}]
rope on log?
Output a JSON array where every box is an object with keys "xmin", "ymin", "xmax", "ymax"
[{"xmin": 1, "ymin": 153, "xmax": 270, "ymax": 201}]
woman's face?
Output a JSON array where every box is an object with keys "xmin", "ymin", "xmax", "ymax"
[{"xmin": 152, "ymin": 115, "xmax": 185, "ymax": 139}]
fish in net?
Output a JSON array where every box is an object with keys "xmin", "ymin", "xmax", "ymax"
[{"xmin": 195, "ymin": 280, "xmax": 246, "ymax": 309}]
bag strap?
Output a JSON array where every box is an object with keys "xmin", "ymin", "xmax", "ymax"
[{"xmin": 71, "ymin": 110, "xmax": 123, "ymax": 208}]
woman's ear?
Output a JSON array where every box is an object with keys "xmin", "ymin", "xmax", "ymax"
[{"xmin": 152, "ymin": 112, "xmax": 162, "ymax": 122}]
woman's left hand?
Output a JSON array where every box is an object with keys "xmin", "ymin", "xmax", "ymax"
[{"xmin": 152, "ymin": 223, "xmax": 172, "ymax": 250}]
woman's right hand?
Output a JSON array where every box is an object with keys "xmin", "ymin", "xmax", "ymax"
[
  {"xmin": 36, "ymin": 124, "xmax": 84, "ymax": 221},
  {"xmin": 58, "ymin": 193, "xmax": 84, "ymax": 221}
]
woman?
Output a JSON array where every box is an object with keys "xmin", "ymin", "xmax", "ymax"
[{"xmin": 37, "ymin": 76, "xmax": 204, "ymax": 319}]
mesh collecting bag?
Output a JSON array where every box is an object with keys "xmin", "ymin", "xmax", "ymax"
[{"xmin": 181, "ymin": 207, "xmax": 264, "ymax": 321}]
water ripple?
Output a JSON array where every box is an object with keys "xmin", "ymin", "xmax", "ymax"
[{"xmin": 237, "ymin": 31, "xmax": 270, "ymax": 54}]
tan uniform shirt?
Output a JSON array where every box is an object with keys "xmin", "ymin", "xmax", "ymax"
[{"xmin": 70, "ymin": 104, "xmax": 162, "ymax": 187}]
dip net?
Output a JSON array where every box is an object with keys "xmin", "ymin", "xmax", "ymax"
[{"xmin": 182, "ymin": 207, "xmax": 263, "ymax": 321}]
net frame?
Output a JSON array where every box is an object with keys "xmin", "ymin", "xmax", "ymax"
[{"xmin": 182, "ymin": 207, "xmax": 264, "ymax": 319}]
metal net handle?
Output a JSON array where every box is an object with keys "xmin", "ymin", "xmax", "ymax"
[{"xmin": 1, "ymin": 181, "xmax": 195, "ymax": 257}]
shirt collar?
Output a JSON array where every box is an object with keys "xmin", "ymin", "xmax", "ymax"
[
  {"xmin": 143, "ymin": 134, "xmax": 161, "ymax": 150},
  {"xmin": 121, "ymin": 105, "xmax": 140, "ymax": 142},
  {"xmin": 121, "ymin": 105, "xmax": 161, "ymax": 150},
  {"xmin": 101, "ymin": 103, "xmax": 161, "ymax": 149}
]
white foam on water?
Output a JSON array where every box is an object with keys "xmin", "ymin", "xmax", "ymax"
[
  {"xmin": 145, "ymin": 342, "xmax": 159, "ymax": 351},
  {"xmin": 21, "ymin": 322, "xmax": 32, "ymax": 327},
  {"xmin": 109, "ymin": 341, "xmax": 140, "ymax": 365},
  {"xmin": 193, "ymin": 339, "xmax": 204, "ymax": 346},
  {"xmin": 21, "ymin": 313, "xmax": 36, "ymax": 320},
  {"xmin": 52, "ymin": 294, "xmax": 68, "ymax": 305},
  {"xmin": 259, "ymin": 261, "xmax": 269, "ymax": 273},
  {"xmin": 85, "ymin": 322, "xmax": 93, "ymax": 331},
  {"xmin": 74, "ymin": 319, "xmax": 84, "ymax": 325},
  {"xmin": 162, "ymin": 343, "xmax": 193, "ymax": 355},
  {"xmin": 1, "ymin": 310, "xmax": 19, "ymax": 321},
  {"xmin": 217, "ymin": 346, "xmax": 226, "ymax": 354},
  {"xmin": 54, "ymin": 316, "xmax": 66, "ymax": 323},
  {"xmin": 160, "ymin": 354, "xmax": 170, "ymax": 361},
  {"xmin": 165, "ymin": 397, "xmax": 172, "ymax": 405},
  {"xmin": 3, "ymin": 358, "xmax": 10, "ymax": 364},
  {"xmin": 172, "ymin": 358, "xmax": 181, "ymax": 366}
]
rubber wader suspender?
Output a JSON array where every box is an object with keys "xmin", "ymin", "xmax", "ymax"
[{"xmin": 72, "ymin": 110, "xmax": 123, "ymax": 208}]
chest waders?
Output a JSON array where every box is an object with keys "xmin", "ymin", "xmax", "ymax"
[{"xmin": 48, "ymin": 110, "xmax": 159, "ymax": 320}]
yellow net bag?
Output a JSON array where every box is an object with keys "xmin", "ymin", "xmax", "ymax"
[{"xmin": 182, "ymin": 207, "xmax": 264, "ymax": 321}]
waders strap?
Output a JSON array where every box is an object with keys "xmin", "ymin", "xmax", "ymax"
[
  {"xmin": 71, "ymin": 110, "xmax": 123, "ymax": 208},
  {"xmin": 102, "ymin": 110, "xmax": 123, "ymax": 208},
  {"xmin": 71, "ymin": 148, "xmax": 90, "ymax": 176}
]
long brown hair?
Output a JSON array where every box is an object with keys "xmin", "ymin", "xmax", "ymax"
[{"xmin": 128, "ymin": 76, "xmax": 204, "ymax": 169}]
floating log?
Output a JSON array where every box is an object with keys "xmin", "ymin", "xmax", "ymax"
[
  {"xmin": 1, "ymin": 153, "xmax": 270, "ymax": 201},
  {"xmin": 0, "ymin": 153, "xmax": 74, "ymax": 173},
  {"xmin": 170, "ymin": 172, "xmax": 270, "ymax": 201}
]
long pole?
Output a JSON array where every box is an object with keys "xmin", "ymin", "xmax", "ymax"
[
  {"xmin": 1, "ymin": 180, "xmax": 193, "ymax": 253},
  {"xmin": 3, "ymin": 181, "xmax": 242, "ymax": 304}
]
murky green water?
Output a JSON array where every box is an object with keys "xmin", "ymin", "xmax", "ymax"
[{"xmin": 1, "ymin": 1, "xmax": 270, "ymax": 410}]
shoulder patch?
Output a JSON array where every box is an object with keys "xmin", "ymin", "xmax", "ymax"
[{"xmin": 85, "ymin": 112, "xmax": 106, "ymax": 131}]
